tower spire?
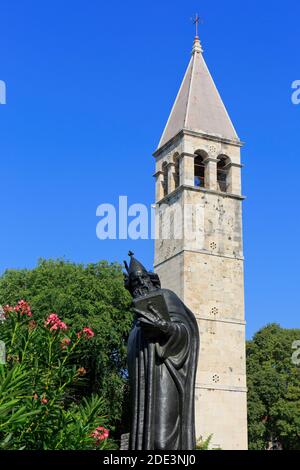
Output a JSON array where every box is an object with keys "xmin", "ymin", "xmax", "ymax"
[{"xmin": 157, "ymin": 23, "xmax": 238, "ymax": 149}]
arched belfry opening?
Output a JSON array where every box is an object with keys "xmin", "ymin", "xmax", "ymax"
[
  {"xmin": 217, "ymin": 155, "xmax": 230, "ymax": 193},
  {"xmin": 194, "ymin": 152, "xmax": 206, "ymax": 188}
]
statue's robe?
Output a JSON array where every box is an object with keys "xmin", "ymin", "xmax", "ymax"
[{"xmin": 127, "ymin": 288, "xmax": 199, "ymax": 450}]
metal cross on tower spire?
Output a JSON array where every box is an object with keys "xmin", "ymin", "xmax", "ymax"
[
  {"xmin": 193, "ymin": 13, "xmax": 199, "ymax": 36},
  {"xmin": 191, "ymin": 13, "xmax": 203, "ymax": 38}
]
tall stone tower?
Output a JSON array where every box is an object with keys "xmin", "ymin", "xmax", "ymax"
[{"xmin": 153, "ymin": 35, "xmax": 247, "ymax": 450}]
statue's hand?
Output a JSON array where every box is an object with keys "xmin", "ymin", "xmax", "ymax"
[
  {"xmin": 147, "ymin": 302, "xmax": 160, "ymax": 317},
  {"xmin": 133, "ymin": 307, "xmax": 171, "ymax": 335}
]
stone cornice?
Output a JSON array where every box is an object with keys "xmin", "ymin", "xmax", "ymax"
[
  {"xmin": 184, "ymin": 129, "xmax": 244, "ymax": 147},
  {"xmin": 153, "ymin": 129, "xmax": 244, "ymax": 158},
  {"xmin": 154, "ymin": 249, "xmax": 244, "ymax": 270},
  {"xmin": 195, "ymin": 315, "xmax": 246, "ymax": 326},
  {"xmin": 155, "ymin": 184, "xmax": 245, "ymax": 204},
  {"xmin": 195, "ymin": 383, "xmax": 248, "ymax": 393}
]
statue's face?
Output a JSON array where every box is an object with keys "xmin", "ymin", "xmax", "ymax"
[{"xmin": 130, "ymin": 271, "xmax": 155, "ymax": 298}]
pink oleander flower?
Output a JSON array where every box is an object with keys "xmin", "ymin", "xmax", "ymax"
[
  {"xmin": 45, "ymin": 313, "xmax": 68, "ymax": 332},
  {"xmin": 49, "ymin": 321, "xmax": 67, "ymax": 332},
  {"xmin": 4, "ymin": 300, "xmax": 32, "ymax": 317},
  {"xmin": 14, "ymin": 300, "xmax": 32, "ymax": 317},
  {"xmin": 3, "ymin": 305, "xmax": 14, "ymax": 313},
  {"xmin": 45, "ymin": 313, "xmax": 59, "ymax": 324},
  {"xmin": 83, "ymin": 327, "xmax": 95, "ymax": 338},
  {"xmin": 91, "ymin": 426, "xmax": 109, "ymax": 444},
  {"xmin": 77, "ymin": 327, "xmax": 95, "ymax": 339}
]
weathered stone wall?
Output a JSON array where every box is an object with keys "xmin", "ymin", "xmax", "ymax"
[{"xmin": 195, "ymin": 387, "xmax": 248, "ymax": 450}]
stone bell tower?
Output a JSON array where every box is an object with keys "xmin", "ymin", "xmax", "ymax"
[{"xmin": 153, "ymin": 34, "xmax": 248, "ymax": 450}]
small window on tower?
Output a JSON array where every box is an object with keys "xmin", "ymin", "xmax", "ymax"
[
  {"xmin": 194, "ymin": 155, "xmax": 205, "ymax": 188},
  {"xmin": 217, "ymin": 156, "xmax": 230, "ymax": 193}
]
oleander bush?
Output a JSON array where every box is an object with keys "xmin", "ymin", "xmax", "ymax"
[
  {"xmin": 0, "ymin": 259, "xmax": 133, "ymax": 436},
  {"xmin": 0, "ymin": 300, "xmax": 116, "ymax": 450}
]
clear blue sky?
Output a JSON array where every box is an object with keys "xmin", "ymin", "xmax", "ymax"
[{"xmin": 0, "ymin": 0, "xmax": 299, "ymax": 338}]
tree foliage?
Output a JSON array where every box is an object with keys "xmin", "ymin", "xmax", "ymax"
[
  {"xmin": 247, "ymin": 323, "xmax": 300, "ymax": 450},
  {"xmin": 0, "ymin": 259, "xmax": 133, "ymax": 430}
]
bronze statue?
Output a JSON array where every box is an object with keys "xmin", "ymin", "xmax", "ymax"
[{"xmin": 124, "ymin": 252, "xmax": 199, "ymax": 450}]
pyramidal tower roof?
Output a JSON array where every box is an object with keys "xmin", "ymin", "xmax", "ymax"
[{"xmin": 158, "ymin": 36, "xmax": 239, "ymax": 149}]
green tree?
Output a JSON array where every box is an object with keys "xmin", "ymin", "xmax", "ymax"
[
  {"xmin": 247, "ymin": 324, "xmax": 300, "ymax": 450},
  {"xmin": 0, "ymin": 259, "xmax": 133, "ymax": 430}
]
